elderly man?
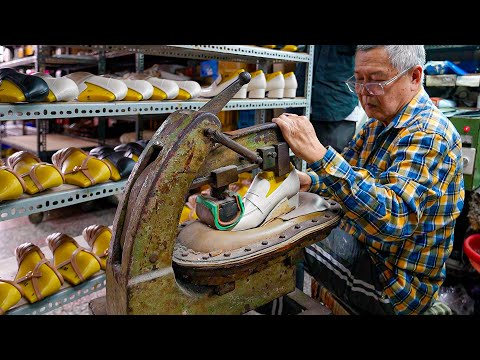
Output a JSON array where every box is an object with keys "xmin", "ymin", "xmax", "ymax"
[{"xmin": 272, "ymin": 45, "xmax": 465, "ymax": 315}]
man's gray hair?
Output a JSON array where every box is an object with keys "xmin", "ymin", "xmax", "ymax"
[{"xmin": 357, "ymin": 45, "xmax": 426, "ymax": 74}]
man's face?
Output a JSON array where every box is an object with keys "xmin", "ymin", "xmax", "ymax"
[{"xmin": 354, "ymin": 48, "xmax": 420, "ymax": 124}]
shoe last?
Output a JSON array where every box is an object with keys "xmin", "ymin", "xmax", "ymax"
[
  {"xmin": 147, "ymin": 78, "xmax": 179, "ymax": 100},
  {"xmin": 46, "ymin": 233, "xmax": 101, "ymax": 286},
  {"xmin": 65, "ymin": 72, "xmax": 128, "ymax": 101},
  {"xmin": 0, "ymin": 279, "xmax": 24, "ymax": 314},
  {"xmin": 0, "ymin": 68, "xmax": 49, "ymax": 102},
  {"xmin": 51, "ymin": 147, "xmax": 111, "ymax": 187},
  {"xmin": 83, "ymin": 225, "xmax": 112, "ymax": 270},
  {"xmin": 14, "ymin": 242, "xmax": 64, "ymax": 303},
  {"xmin": 265, "ymin": 71, "xmax": 285, "ymax": 98},
  {"xmin": 31, "ymin": 72, "xmax": 79, "ymax": 102},
  {"xmin": 283, "ymin": 72, "xmax": 298, "ymax": 98},
  {"xmin": 121, "ymin": 79, "xmax": 154, "ymax": 101},
  {"xmin": 247, "ymin": 70, "xmax": 267, "ymax": 99},
  {"xmin": 0, "ymin": 166, "xmax": 26, "ymax": 201},
  {"xmin": 172, "ymin": 80, "xmax": 201, "ymax": 100},
  {"xmin": 7, "ymin": 151, "xmax": 64, "ymax": 194}
]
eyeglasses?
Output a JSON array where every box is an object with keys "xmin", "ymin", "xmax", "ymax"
[{"xmin": 345, "ymin": 67, "xmax": 412, "ymax": 96}]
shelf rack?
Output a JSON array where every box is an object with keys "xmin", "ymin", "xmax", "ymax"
[
  {"xmin": 0, "ymin": 180, "xmax": 127, "ymax": 221},
  {"xmin": 0, "ymin": 232, "xmax": 107, "ymax": 315},
  {"xmin": 63, "ymin": 45, "xmax": 313, "ymax": 63},
  {"xmin": 0, "ymin": 98, "xmax": 308, "ymax": 121},
  {"xmin": 0, "ymin": 45, "xmax": 315, "ymax": 315}
]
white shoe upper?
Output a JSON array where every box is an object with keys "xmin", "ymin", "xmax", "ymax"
[
  {"xmin": 65, "ymin": 72, "xmax": 128, "ymax": 100},
  {"xmin": 172, "ymin": 80, "xmax": 201, "ymax": 99},
  {"xmin": 146, "ymin": 78, "xmax": 180, "ymax": 99},
  {"xmin": 32, "ymin": 72, "xmax": 79, "ymax": 101},
  {"xmin": 266, "ymin": 72, "xmax": 285, "ymax": 91},
  {"xmin": 247, "ymin": 71, "xmax": 267, "ymax": 91},
  {"xmin": 121, "ymin": 79, "xmax": 154, "ymax": 100},
  {"xmin": 232, "ymin": 169, "xmax": 300, "ymax": 231},
  {"xmin": 284, "ymin": 72, "xmax": 298, "ymax": 90}
]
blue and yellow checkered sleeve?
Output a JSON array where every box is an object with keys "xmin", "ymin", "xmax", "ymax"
[{"xmin": 307, "ymin": 130, "xmax": 462, "ymax": 241}]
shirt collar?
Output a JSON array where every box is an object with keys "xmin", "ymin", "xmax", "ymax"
[{"xmin": 391, "ymin": 87, "xmax": 431, "ymax": 129}]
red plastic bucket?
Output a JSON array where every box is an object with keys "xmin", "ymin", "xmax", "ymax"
[{"xmin": 464, "ymin": 234, "xmax": 480, "ymax": 273}]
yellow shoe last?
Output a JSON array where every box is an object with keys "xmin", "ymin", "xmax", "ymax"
[
  {"xmin": 52, "ymin": 147, "xmax": 111, "ymax": 187},
  {"xmin": 0, "ymin": 279, "xmax": 24, "ymax": 314},
  {"xmin": 14, "ymin": 243, "xmax": 64, "ymax": 303},
  {"xmin": 83, "ymin": 225, "xmax": 112, "ymax": 270},
  {"xmin": 0, "ymin": 166, "xmax": 26, "ymax": 201},
  {"xmin": 47, "ymin": 233, "xmax": 101, "ymax": 286},
  {"xmin": 8, "ymin": 151, "xmax": 64, "ymax": 194}
]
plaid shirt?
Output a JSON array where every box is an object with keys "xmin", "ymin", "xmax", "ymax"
[{"xmin": 307, "ymin": 88, "xmax": 465, "ymax": 315}]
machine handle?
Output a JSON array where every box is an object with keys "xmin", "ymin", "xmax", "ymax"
[
  {"xmin": 205, "ymin": 128, "xmax": 263, "ymax": 165},
  {"xmin": 199, "ymin": 71, "xmax": 251, "ymax": 114}
]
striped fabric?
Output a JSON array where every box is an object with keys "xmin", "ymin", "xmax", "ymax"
[
  {"xmin": 307, "ymin": 88, "xmax": 465, "ymax": 315},
  {"xmin": 310, "ymin": 277, "xmax": 452, "ymax": 315}
]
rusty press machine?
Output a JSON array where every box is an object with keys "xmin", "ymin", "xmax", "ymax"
[{"xmin": 91, "ymin": 72, "xmax": 342, "ymax": 314}]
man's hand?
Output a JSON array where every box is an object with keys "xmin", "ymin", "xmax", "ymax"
[
  {"xmin": 272, "ymin": 113, "xmax": 327, "ymax": 163},
  {"xmin": 296, "ymin": 170, "xmax": 312, "ymax": 192}
]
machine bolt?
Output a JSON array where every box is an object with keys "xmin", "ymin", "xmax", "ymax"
[
  {"xmin": 262, "ymin": 240, "xmax": 269, "ymax": 245},
  {"xmin": 279, "ymin": 235, "xmax": 285, "ymax": 239},
  {"xmin": 294, "ymin": 225, "xmax": 301, "ymax": 229},
  {"xmin": 149, "ymin": 253, "xmax": 159, "ymax": 263},
  {"xmin": 244, "ymin": 247, "xmax": 251, "ymax": 252},
  {"xmin": 224, "ymin": 252, "xmax": 231, "ymax": 257}
]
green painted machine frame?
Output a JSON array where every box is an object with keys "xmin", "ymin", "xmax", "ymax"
[{"xmin": 103, "ymin": 73, "xmax": 341, "ymax": 314}]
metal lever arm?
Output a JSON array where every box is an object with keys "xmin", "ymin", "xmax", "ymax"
[{"xmin": 205, "ymin": 128, "xmax": 263, "ymax": 165}]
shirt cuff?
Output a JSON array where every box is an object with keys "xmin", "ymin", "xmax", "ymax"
[{"xmin": 306, "ymin": 146, "xmax": 336, "ymax": 192}]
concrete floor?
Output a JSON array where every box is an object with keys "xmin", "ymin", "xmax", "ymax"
[{"xmin": 0, "ymin": 197, "xmax": 118, "ymax": 261}]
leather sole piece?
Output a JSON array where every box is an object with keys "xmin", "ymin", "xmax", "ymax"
[{"xmin": 173, "ymin": 203, "xmax": 342, "ymax": 285}]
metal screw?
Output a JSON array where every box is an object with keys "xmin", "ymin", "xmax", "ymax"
[
  {"xmin": 279, "ymin": 235, "xmax": 285, "ymax": 239},
  {"xmin": 244, "ymin": 247, "xmax": 251, "ymax": 252},
  {"xmin": 224, "ymin": 252, "xmax": 231, "ymax": 257},
  {"xmin": 311, "ymin": 219, "xmax": 318, "ymax": 223},
  {"xmin": 294, "ymin": 225, "xmax": 301, "ymax": 229},
  {"xmin": 262, "ymin": 241, "xmax": 269, "ymax": 245}
]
